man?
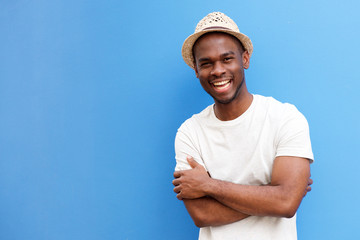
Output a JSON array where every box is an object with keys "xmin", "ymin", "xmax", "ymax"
[{"xmin": 172, "ymin": 12, "xmax": 314, "ymax": 240}]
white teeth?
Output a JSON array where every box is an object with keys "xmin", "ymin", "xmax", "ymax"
[
  {"xmin": 213, "ymin": 80, "xmax": 230, "ymax": 86},
  {"xmin": 212, "ymin": 80, "xmax": 231, "ymax": 90},
  {"xmin": 215, "ymin": 82, "xmax": 230, "ymax": 90}
]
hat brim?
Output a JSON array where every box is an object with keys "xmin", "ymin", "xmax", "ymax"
[{"xmin": 181, "ymin": 29, "xmax": 253, "ymax": 69}]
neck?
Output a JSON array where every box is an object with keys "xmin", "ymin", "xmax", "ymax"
[{"xmin": 214, "ymin": 85, "xmax": 253, "ymax": 121}]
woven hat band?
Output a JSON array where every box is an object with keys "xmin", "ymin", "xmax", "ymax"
[{"xmin": 201, "ymin": 26, "xmax": 231, "ymax": 31}]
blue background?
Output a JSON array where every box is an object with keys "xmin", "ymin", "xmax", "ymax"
[{"xmin": 1, "ymin": 0, "xmax": 359, "ymax": 239}]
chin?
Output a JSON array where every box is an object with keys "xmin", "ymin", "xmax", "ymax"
[{"xmin": 214, "ymin": 96, "xmax": 236, "ymax": 104}]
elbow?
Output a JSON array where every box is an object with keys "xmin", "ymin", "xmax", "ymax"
[
  {"xmin": 194, "ymin": 219, "xmax": 206, "ymax": 228},
  {"xmin": 278, "ymin": 200, "xmax": 300, "ymax": 218},
  {"xmin": 282, "ymin": 208, "xmax": 297, "ymax": 219},
  {"xmin": 270, "ymin": 188, "xmax": 303, "ymax": 218},
  {"xmin": 192, "ymin": 214, "xmax": 210, "ymax": 228},
  {"xmin": 190, "ymin": 209, "xmax": 216, "ymax": 228},
  {"xmin": 184, "ymin": 199, "xmax": 213, "ymax": 228}
]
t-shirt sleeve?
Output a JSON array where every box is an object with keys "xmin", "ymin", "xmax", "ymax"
[
  {"xmin": 174, "ymin": 121, "xmax": 206, "ymax": 171},
  {"xmin": 275, "ymin": 104, "xmax": 314, "ymax": 162}
]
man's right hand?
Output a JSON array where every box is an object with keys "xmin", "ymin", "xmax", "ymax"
[{"xmin": 304, "ymin": 177, "xmax": 313, "ymax": 197}]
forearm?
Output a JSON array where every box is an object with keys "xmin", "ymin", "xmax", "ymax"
[
  {"xmin": 205, "ymin": 179, "xmax": 303, "ymax": 218},
  {"xmin": 183, "ymin": 197, "xmax": 249, "ymax": 227},
  {"xmin": 204, "ymin": 157, "xmax": 310, "ymax": 218}
]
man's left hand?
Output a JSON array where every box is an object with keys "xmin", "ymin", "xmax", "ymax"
[{"xmin": 173, "ymin": 156, "xmax": 210, "ymax": 200}]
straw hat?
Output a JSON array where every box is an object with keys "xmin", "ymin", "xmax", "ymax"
[{"xmin": 182, "ymin": 12, "xmax": 253, "ymax": 69}]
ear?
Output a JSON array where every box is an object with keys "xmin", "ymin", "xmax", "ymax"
[{"xmin": 242, "ymin": 51, "xmax": 250, "ymax": 69}]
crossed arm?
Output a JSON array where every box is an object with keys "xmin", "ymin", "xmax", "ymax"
[{"xmin": 172, "ymin": 156, "xmax": 312, "ymax": 227}]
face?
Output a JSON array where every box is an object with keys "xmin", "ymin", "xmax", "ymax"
[{"xmin": 193, "ymin": 33, "xmax": 250, "ymax": 105}]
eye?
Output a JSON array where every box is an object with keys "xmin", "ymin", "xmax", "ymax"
[
  {"xmin": 200, "ymin": 62, "xmax": 211, "ymax": 67},
  {"xmin": 223, "ymin": 57, "xmax": 233, "ymax": 62}
]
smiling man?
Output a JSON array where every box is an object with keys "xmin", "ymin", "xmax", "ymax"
[{"xmin": 172, "ymin": 12, "xmax": 314, "ymax": 240}]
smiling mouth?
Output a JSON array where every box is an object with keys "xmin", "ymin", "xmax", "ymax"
[{"xmin": 212, "ymin": 80, "xmax": 231, "ymax": 90}]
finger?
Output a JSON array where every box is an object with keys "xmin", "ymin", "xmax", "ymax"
[
  {"xmin": 187, "ymin": 156, "xmax": 199, "ymax": 169},
  {"xmin": 173, "ymin": 186, "xmax": 181, "ymax": 194},
  {"xmin": 172, "ymin": 179, "xmax": 180, "ymax": 186},
  {"xmin": 308, "ymin": 178, "xmax": 313, "ymax": 186},
  {"xmin": 177, "ymin": 193, "xmax": 183, "ymax": 200},
  {"xmin": 173, "ymin": 171, "xmax": 182, "ymax": 178}
]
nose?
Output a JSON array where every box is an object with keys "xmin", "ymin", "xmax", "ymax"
[{"xmin": 210, "ymin": 61, "xmax": 226, "ymax": 77}]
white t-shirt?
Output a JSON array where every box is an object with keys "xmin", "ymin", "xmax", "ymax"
[{"xmin": 175, "ymin": 94, "xmax": 314, "ymax": 240}]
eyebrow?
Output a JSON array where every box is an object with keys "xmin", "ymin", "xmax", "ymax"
[
  {"xmin": 198, "ymin": 57, "xmax": 210, "ymax": 63},
  {"xmin": 221, "ymin": 51, "xmax": 236, "ymax": 57},
  {"xmin": 197, "ymin": 51, "xmax": 236, "ymax": 63}
]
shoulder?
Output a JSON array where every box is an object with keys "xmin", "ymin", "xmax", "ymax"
[
  {"xmin": 255, "ymin": 94, "xmax": 294, "ymax": 110},
  {"xmin": 257, "ymin": 96, "xmax": 314, "ymax": 161},
  {"xmin": 177, "ymin": 104, "xmax": 214, "ymax": 133},
  {"xmin": 254, "ymin": 94, "xmax": 306, "ymax": 121}
]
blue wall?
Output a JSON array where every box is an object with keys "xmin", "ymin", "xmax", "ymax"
[{"xmin": 1, "ymin": 0, "xmax": 359, "ymax": 239}]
